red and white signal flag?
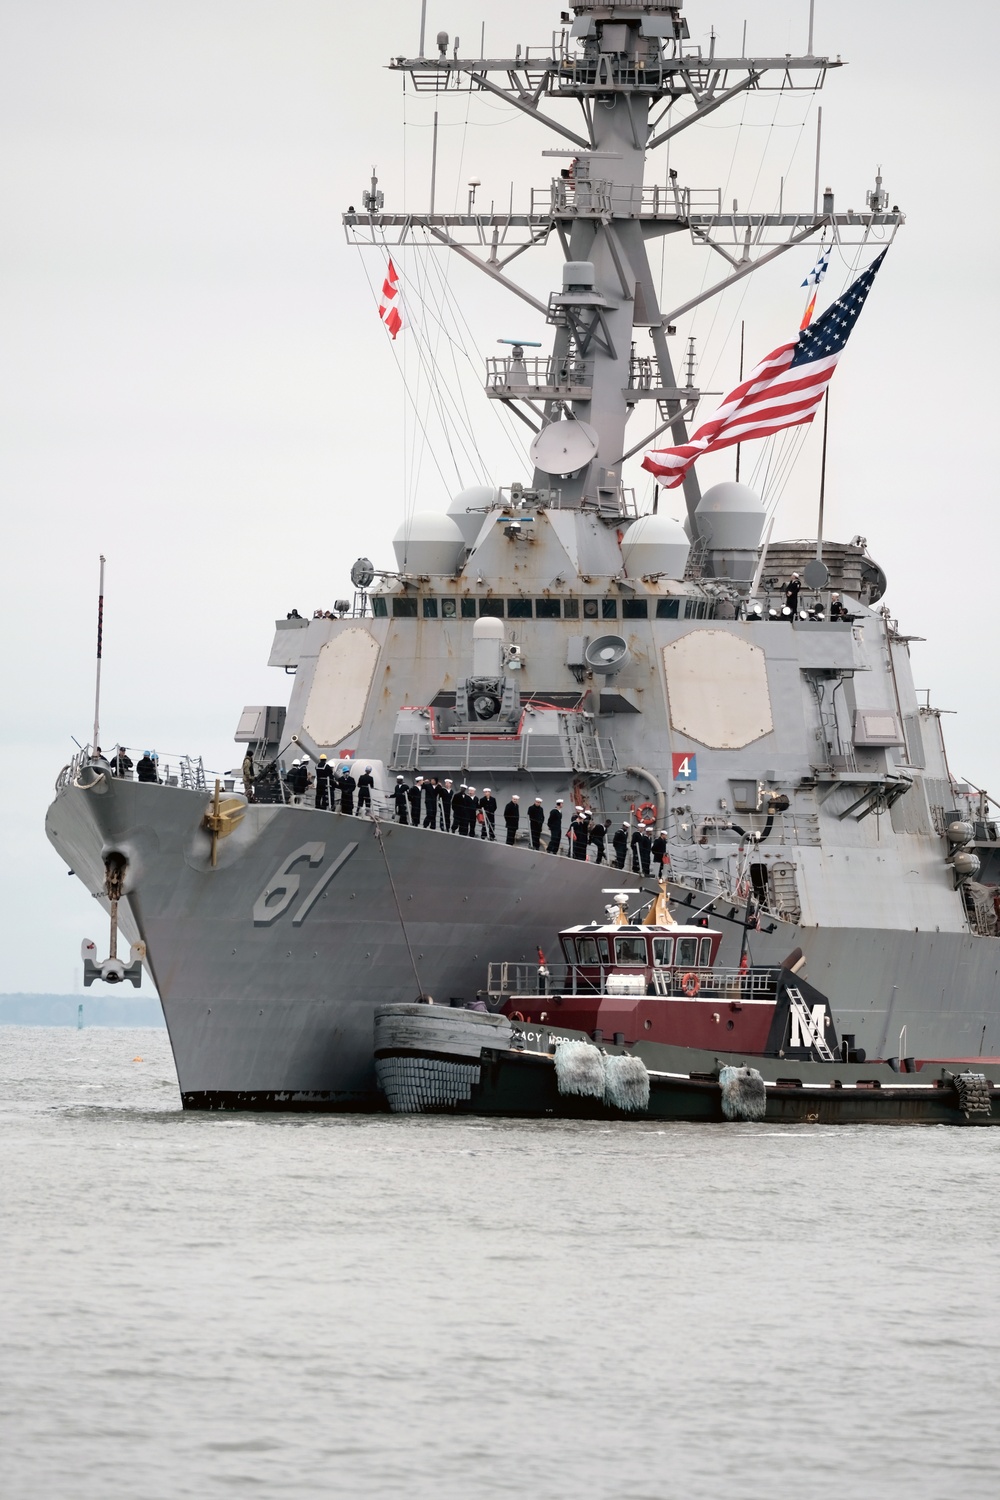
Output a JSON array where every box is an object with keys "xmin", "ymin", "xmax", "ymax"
[{"xmin": 379, "ymin": 258, "xmax": 405, "ymax": 339}]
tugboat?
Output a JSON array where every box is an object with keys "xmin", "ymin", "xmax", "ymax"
[{"xmin": 374, "ymin": 887, "xmax": 998, "ymax": 1126}]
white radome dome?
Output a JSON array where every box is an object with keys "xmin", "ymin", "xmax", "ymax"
[
  {"xmin": 696, "ymin": 481, "xmax": 766, "ymax": 551},
  {"xmin": 392, "ymin": 511, "xmax": 466, "ymax": 575},
  {"xmin": 620, "ymin": 513, "xmax": 691, "ymax": 580},
  {"xmin": 447, "ymin": 486, "xmax": 500, "ymax": 547}
]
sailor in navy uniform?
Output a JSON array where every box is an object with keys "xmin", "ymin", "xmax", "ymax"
[
  {"xmin": 589, "ymin": 818, "xmax": 608, "ymax": 865},
  {"xmin": 338, "ymin": 766, "xmax": 356, "ymax": 815},
  {"xmin": 479, "ymin": 788, "xmax": 497, "ymax": 840},
  {"xmin": 546, "ymin": 799, "xmax": 564, "ymax": 854},
  {"xmin": 612, "ymin": 823, "xmax": 629, "ymax": 869},
  {"xmin": 651, "ymin": 830, "xmax": 668, "ymax": 875},
  {"xmin": 407, "ymin": 776, "xmax": 423, "ymax": 825},
  {"xmin": 503, "ymin": 795, "xmax": 520, "ymax": 844},
  {"xmin": 438, "ymin": 778, "xmax": 454, "ymax": 830},
  {"xmin": 357, "ymin": 765, "xmax": 375, "ymax": 814},
  {"xmin": 393, "ymin": 776, "xmax": 409, "ymax": 823},
  {"xmin": 314, "ymin": 754, "xmax": 334, "ymax": 810},
  {"xmin": 527, "ymin": 798, "xmax": 545, "ymax": 850},
  {"xmin": 422, "ymin": 776, "xmax": 439, "ymax": 828}
]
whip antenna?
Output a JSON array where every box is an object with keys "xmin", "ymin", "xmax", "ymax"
[{"xmin": 92, "ymin": 554, "xmax": 106, "ymax": 754}]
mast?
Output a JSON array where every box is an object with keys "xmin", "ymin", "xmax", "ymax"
[{"xmin": 346, "ymin": 2, "xmax": 902, "ymax": 536}]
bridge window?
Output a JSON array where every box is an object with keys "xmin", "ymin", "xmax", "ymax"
[
  {"xmin": 675, "ymin": 936, "xmax": 698, "ymax": 967},
  {"xmin": 656, "ymin": 599, "xmax": 680, "ymax": 619},
  {"xmin": 651, "ymin": 936, "xmax": 673, "ymax": 967},
  {"xmin": 602, "ymin": 599, "xmax": 619, "ymax": 619},
  {"xmin": 479, "ymin": 599, "xmax": 504, "ymax": 618},
  {"xmin": 391, "ymin": 596, "xmax": 418, "ymax": 618},
  {"xmin": 535, "ymin": 598, "xmax": 561, "ymax": 619},
  {"xmin": 422, "ymin": 597, "xmax": 438, "ymax": 618},
  {"xmin": 574, "ymin": 937, "xmax": 601, "ymax": 964},
  {"xmin": 563, "ymin": 599, "xmax": 580, "ymax": 619},
  {"xmin": 507, "ymin": 598, "xmax": 532, "ymax": 618},
  {"xmin": 372, "ymin": 596, "xmax": 388, "ymax": 617},
  {"xmin": 441, "ymin": 598, "xmax": 456, "ymax": 618},
  {"xmin": 614, "ymin": 936, "xmax": 648, "ymax": 966},
  {"xmin": 622, "ymin": 598, "xmax": 649, "ymax": 619},
  {"xmin": 584, "ymin": 598, "xmax": 600, "ymax": 619},
  {"xmin": 460, "ymin": 598, "xmax": 477, "ymax": 617}
]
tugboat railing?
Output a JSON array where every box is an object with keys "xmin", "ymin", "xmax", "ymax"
[{"xmin": 487, "ymin": 962, "xmax": 782, "ymax": 999}]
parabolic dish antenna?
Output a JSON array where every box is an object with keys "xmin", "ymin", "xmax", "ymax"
[
  {"xmin": 529, "ymin": 420, "xmax": 600, "ymax": 475},
  {"xmin": 802, "ymin": 559, "xmax": 830, "ymax": 589},
  {"xmin": 350, "ymin": 557, "xmax": 375, "ymax": 589}
]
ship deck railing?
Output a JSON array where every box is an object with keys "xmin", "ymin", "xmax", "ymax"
[{"xmin": 487, "ymin": 962, "xmax": 782, "ymax": 1000}]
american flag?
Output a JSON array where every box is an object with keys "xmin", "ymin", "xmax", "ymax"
[
  {"xmin": 379, "ymin": 257, "xmax": 405, "ymax": 339},
  {"xmin": 643, "ymin": 250, "xmax": 886, "ymax": 488}
]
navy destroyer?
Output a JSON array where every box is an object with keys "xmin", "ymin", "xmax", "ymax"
[{"xmin": 46, "ymin": 2, "xmax": 1000, "ymax": 1109}]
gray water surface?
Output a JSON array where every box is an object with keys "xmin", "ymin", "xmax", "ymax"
[{"xmin": 2, "ymin": 1027, "xmax": 998, "ymax": 1499}]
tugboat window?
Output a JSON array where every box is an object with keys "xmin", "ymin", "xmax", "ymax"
[
  {"xmin": 535, "ymin": 598, "xmax": 561, "ymax": 618},
  {"xmin": 441, "ymin": 598, "xmax": 456, "ymax": 618},
  {"xmin": 656, "ymin": 599, "xmax": 680, "ymax": 619},
  {"xmin": 575, "ymin": 937, "xmax": 600, "ymax": 964},
  {"xmin": 422, "ymin": 597, "xmax": 438, "ymax": 618},
  {"xmin": 392, "ymin": 596, "xmax": 418, "ymax": 618},
  {"xmin": 602, "ymin": 599, "xmax": 618, "ymax": 619},
  {"xmin": 651, "ymin": 937, "xmax": 673, "ymax": 967},
  {"xmin": 479, "ymin": 599, "xmax": 504, "ymax": 618},
  {"xmin": 507, "ymin": 598, "xmax": 532, "ymax": 618},
  {"xmin": 698, "ymin": 936, "xmax": 713, "ymax": 966},
  {"xmin": 675, "ymin": 936, "xmax": 698, "ymax": 967},
  {"xmin": 614, "ymin": 936, "xmax": 648, "ymax": 966},
  {"xmin": 622, "ymin": 598, "xmax": 648, "ymax": 619},
  {"xmin": 460, "ymin": 598, "xmax": 477, "ymax": 617}
]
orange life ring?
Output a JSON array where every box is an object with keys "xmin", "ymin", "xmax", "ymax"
[
  {"xmin": 510, "ymin": 1010, "xmax": 526, "ymax": 1022},
  {"xmin": 681, "ymin": 972, "xmax": 700, "ymax": 997},
  {"xmin": 634, "ymin": 801, "xmax": 658, "ymax": 827}
]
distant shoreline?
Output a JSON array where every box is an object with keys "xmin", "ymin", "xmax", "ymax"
[{"xmin": 0, "ymin": 994, "xmax": 165, "ymax": 1028}]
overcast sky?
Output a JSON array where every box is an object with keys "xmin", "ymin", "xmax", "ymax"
[{"xmin": 3, "ymin": 0, "xmax": 998, "ymax": 995}]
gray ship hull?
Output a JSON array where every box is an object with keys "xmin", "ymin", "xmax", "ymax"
[{"xmin": 45, "ymin": 776, "xmax": 1000, "ymax": 1108}]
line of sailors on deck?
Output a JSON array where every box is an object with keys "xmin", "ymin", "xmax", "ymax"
[{"xmin": 390, "ymin": 774, "xmax": 668, "ymax": 872}]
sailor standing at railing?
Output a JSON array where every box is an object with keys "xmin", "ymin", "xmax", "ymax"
[
  {"xmin": 438, "ymin": 778, "xmax": 453, "ymax": 830},
  {"xmin": 356, "ymin": 765, "xmax": 374, "ymax": 815},
  {"xmin": 314, "ymin": 754, "xmax": 334, "ymax": 810},
  {"xmin": 652, "ymin": 830, "xmax": 668, "ymax": 876},
  {"xmin": 479, "ymin": 787, "xmax": 497, "ymax": 840},
  {"xmin": 393, "ymin": 775, "xmax": 409, "ymax": 824},
  {"xmin": 407, "ymin": 776, "xmax": 423, "ymax": 826},
  {"xmin": 612, "ymin": 823, "xmax": 629, "ymax": 869},
  {"xmin": 337, "ymin": 765, "xmax": 356, "ymax": 815},
  {"xmin": 546, "ymin": 798, "xmax": 564, "ymax": 854},
  {"xmin": 422, "ymin": 775, "xmax": 438, "ymax": 828},
  {"xmin": 589, "ymin": 818, "xmax": 609, "ymax": 866},
  {"xmin": 503, "ymin": 794, "xmax": 520, "ymax": 845},
  {"xmin": 112, "ymin": 747, "xmax": 133, "ymax": 779},
  {"xmin": 527, "ymin": 797, "xmax": 545, "ymax": 850}
]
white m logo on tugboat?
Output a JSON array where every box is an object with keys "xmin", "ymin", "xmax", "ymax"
[
  {"xmin": 253, "ymin": 841, "xmax": 358, "ymax": 926},
  {"xmin": 789, "ymin": 1001, "xmax": 828, "ymax": 1050}
]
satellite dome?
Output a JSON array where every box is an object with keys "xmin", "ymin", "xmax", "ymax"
[
  {"xmin": 620, "ymin": 513, "xmax": 690, "ymax": 580},
  {"xmin": 696, "ymin": 481, "xmax": 766, "ymax": 551},
  {"xmin": 447, "ymin": 486, "xmax": 500, "ymax": 547},
  {"xmin": 392, "ymin": 512, "xmax": 466, "ymax": 574}
]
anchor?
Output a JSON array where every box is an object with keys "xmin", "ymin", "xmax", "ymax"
[
  {"xmin": 82, "ymin": 852, "xmax": 145, "ymax": 986},
  {"xmin": 203, "ymin": 778, "xmax": 246, "ymax": 867}
]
